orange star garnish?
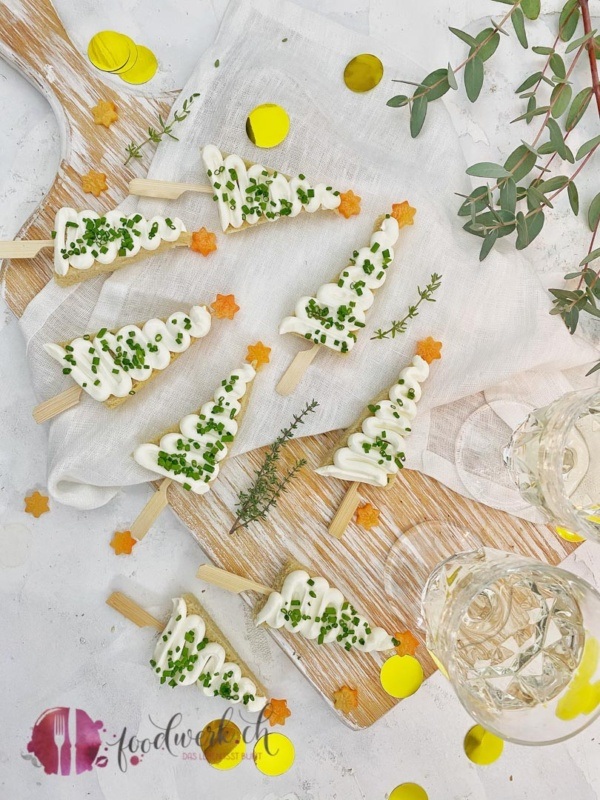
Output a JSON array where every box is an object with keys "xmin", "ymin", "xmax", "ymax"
[
  {"xmin": 355, "ymin": 502, "xmax": 379, "ymax": 530},
  {"xmin": 394, "ymin": 630, "xmax": 420, "ymax": 657},
  {"xmin": 333, "ymin": 685, "xmax": 359, "ymax": 714},
  {"xmin": 110, "ymin": 529, "xmax": 137, "ymax": 556},
  {"xmin": 24, "ymin": 490, "xmax": 50, "ymax": 518},
  {"xmin": 391, "ymin": 201, "xmax": 417, "ymax": 228},
  {"xmin": 246, "ymin": 341, "xmax": 271, "ymax": 368},
  {"xmin": 338, "ymin": 189, "xmax": 362, "ymax": 219},
  {"xmin": 190, "ymin": 227, "xmax": 218, "ymax": 256},
  {"xmin": 210, "ymin": 294, "xmax": 240, "ymax": 320},
  {"xmin": 92, "ymin": 100, "xmax": 118, "ymax": 128},
  {"xmin": 263, "ymin": 698, "xmax": 291, "ymax": 727},
  {"xmin": 416, "ymin": 337, "xmax": 442, "ymax": 364},
  {"xmin": 81, "ymin": 170, "xmax": 108, "ymax": 197}
]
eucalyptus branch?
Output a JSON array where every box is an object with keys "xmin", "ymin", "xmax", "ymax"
[
  {"xmin": 579, "ymin": 0, "xmax": 600, "ymax": 115},
  {"xmin": 124, "ymin": 92, "xmax": 200, "ymax": 165},
  {"xmin": 371, "ymin": 273, "xmax": 442, "ymax": 340},
  {"xmin": 229, "ymin": 400, "xmax": 318, "ymax": 534}
]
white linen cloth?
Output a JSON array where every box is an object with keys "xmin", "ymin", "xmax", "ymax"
[{"xmin": 20, "ymin": 0, "xmax": 599, "ymax": 513}]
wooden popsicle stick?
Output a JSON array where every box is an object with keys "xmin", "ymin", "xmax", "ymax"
[
  {"xmin": 106, "ymin": 591, "xmax": 163, "ymax": 630},
  {"xmin": 32, "ymin": 385, "xmax": 82, "ymax": 423},
  {"xmin": 197, "ymin": 564, "xmax": 273, "ymax": 595},
  {"xmin": 329, "ymin": 481, "xmax": 361, "ymax": 539},
  {"xmin": 131, "ymin": 478, "xmax": 172, "ymax": 541},
  {"xmin": 276, "ymin": 343, "xmax": 320, "ymax": 396},
  {"xmin": 0, "ymin": 239, "xmax": 54, "ymax": 258},
  {"xmin": 129, "ymin": 178, "xmax": 213, "ymax": 200}
]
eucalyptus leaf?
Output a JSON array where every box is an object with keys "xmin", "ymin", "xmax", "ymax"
[
  {"xmin": 512, "ymin": 8, "xmax": 528, "ymax": 49},
  {"xmin": 538, "ymin": 175, "xmax": 569, "ymax": 193},
  {"xmin": 516, "ymin": 209, "xmax": 545, "ymax": 249},
  {"xmin": 511, "ymin": 104, "xmax": 550, "ymax": 123},
  {"xmin": 499, "ymin": 178, "xmax": 517, "ymax": 214},
  {"xmin": 463, "ymin": 210, "xmax": 516, "ymax": 238},
  {"xmin": 480, "ymin": 230, "xmax": 498, "ymax": 261},
  {"xmin": 532, "ymin": 46, "xmax": 555, "ymax": 55},
  {"xmin": 546, "ymin": 117, "xmax": 568, "ymax": 158},
  {"xmin": 576, "ymin": 135, "xmax": 600, "ymax": 160},
  {"xmin": 565, "ymin": 30, "xmax": 596, "ymax": 54},
  {"xmin": 421, "ymin": 69, "xmax": 451, "ymax": 101},
  {"xmin": 387, "ymin": 95, "xmax": 410, "ymax": 107},
  {"xmin": 537, "ymin": 141, "xmax": 556, "ymax": 155},
  {"xmin": 588, "ymin": 193, "xmax": 600, "ymax": 232},
  {"xmin": 568, "ymin": 181, "xmax": 579, "ymax": 215},
  {"xmin": 449, "ymin": 27, "xmax": 478, "ymax": 47},
  {"xmin": 457, "ymin": 186, "xmax": 489, "ymax": 216},
  {"xmin": 522, "ymin": 0, "xmax": 541, "ymax": 20},
  {"xmin": 566, "ymin": 87, "xmax": 593, "ymax": 130},
  {"xmin": 447, "ymin": 63, "xmax": 458, "ymax": 90},
  {"xmin": 549, "ymin": 53, "xmax": 566, "ymax": 79},
  {"xmin": 464, "ymin": 55, "xmax": 484, "ymax": 102},
  {"xmin": 580, "ymin": 248, "xmax": 600, "ymax": 266},
  {"xmin": 559, "ymin": 0, "xmax": 580, "ymax": 42},
  {"xmin": 550, "ymin": 83, "xmax": 572, "ymax": 118},
  {"xmin": 516, "ymin": 72, "xmax": 543, "ymax": 93},
  {"xmin": 526, "ymin": 95, "xmax": 536, "ymax": 122},
  {"xmin": 466, "ymin": 162, "xmax": 512, "ymax": 178},
  {"xmin": 527, "ymin": 185, "xmax": 553, "ymax": 209},
  {"xmin": 410, "ymin": 94, "xmax": 428, "ymax": 138},
  {"xmin": 472, "ymin": 28, "xmax": 501, "ymax": 61},
  {"xmin": 504, "ymin": 144, "xmax": 537, "ymax": 182}
]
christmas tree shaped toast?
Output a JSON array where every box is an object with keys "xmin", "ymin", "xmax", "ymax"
[
  {"xmin": 276, "ymin": 202, "xmax": 417, "ymax": 395},
  {"xmin": 0, "ymin": 207, "xmax": 217, "ymax": 286},
  {"xmin": 320, "ymin": 338, "xmax": 442, "ymax": 538},
  {"xmin": 128, "ymin": 344, "xmax": 267, "ymax": 541},
  {"xmin": 34, "ymin": 294, "xmax": 237, "ymax": 424},
  {"xmin": 107, "ymin": 591, "xmax": 268, "ymax": 713},
  {"xmin": 197, "ymin": 562, "xmax": 398, "ymax": 653},
  {"xmin": 129, "ymin": 144, "xmax": 361, "ymax": 233}
]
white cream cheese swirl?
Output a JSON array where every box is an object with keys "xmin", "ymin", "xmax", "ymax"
[
  {"xmin": 44, "ymin": 305, "xmax": 211, "ymax": 403},
  {"xmin": 279, "ymin": 215, "xmax": 400, "ymax": 353},
  {"xmin": 255, "ymin": 569, "xmax": 396, "ymax": 652},
  {"xmin": 316, "ymin": 355, "xmax": 429, "ymax": 487},
  {"xmin": 53, "ymin": 208, "xmax": 186, "ymax": 276},
  {"xmin": 134, "ymin": 364, "xmax": 255, "ymax": 494},
  {"xmin": 202, "ymin": 144, "xmax": 341, "ymax": 232},
  {"xmin": 151, "ymin": 597, "xmax": 267, "ymax": 713}
]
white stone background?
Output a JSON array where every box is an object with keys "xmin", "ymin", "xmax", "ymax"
[{"xmin": 1, "ymin": 0, "xmax": 600, "ymax": 798}]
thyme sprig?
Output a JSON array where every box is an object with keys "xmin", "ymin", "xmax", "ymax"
[
  {"xmin": 229, "ymin": 400, "xmax": 319, "ymax": 534},
  {"xmin": 124, "ymin": 92, "xmax": 200, "ymax": 165},
  {"xmin": 371, "ymin": 272, "xmax": 442, "ymax": 340}
]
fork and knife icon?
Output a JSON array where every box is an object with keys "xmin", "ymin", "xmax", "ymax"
[{"xmin": 52, "ymin": 708, "xmax": 77, "ymax": 775}]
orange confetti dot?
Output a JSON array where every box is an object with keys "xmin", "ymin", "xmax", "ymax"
[
  {"xmin": 338, "ymin": 190, "xmax": 362, "ymax": 219},
  {"xmin": 81, "ymin": 170, "xmax": 108, "ymax": 197},
  {"xmin": 356, "ymin": 502, "xmax": 379, "ymax": 530},
  {"xmin": 333, "ymin": 685, "xmax": 359, "ymax": 714},
  {"xmin": 415, "ymin": 337, "xmax": 442, "ymax": 364},
  {"xmin": 210, "ymin": 294, "xmax": 240, "ymax": 320},
  {"xmin": 24, "ymin": 490, "xmax": 50, "ymax": 518},
  {"xmin": 391, "ymin": 201, "xmax": 417, "ymax": 228},
  {"xmin": 263, "ymin": 698, "xmax": 291, "ymax": 727},
  {"xmin": 246, "ymin": 341, "xmax": 271, "ymax": 368},
  {"xmin": 110, "ymin": 529, "xmax": 137, "ymax": 556},
  {"xmin": 394, "ymin": 630, "xmax": 420, "ymax": 657},
  {"xmin": 92, "ymin": 99, "xmax": 118, "ymax": 128},
  {"xmin": 190, "ymin": 227, "xmax": 218, "ymax": 256}
]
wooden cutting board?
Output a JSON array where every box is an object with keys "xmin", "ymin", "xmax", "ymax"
[{"xmin": 0, "ymin": 0, "xmax": 577, "ymax": 729}]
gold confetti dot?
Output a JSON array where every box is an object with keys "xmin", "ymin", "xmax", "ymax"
[
  {"xmin": 119, "ymin": 45, "xmax": 158, "ymax": 85},
  {"xmin": 555, "ymin": 526, "xmax": 585, "ymax": 543},
  {"xmin": 246, "ymin": 103, "xmax": 290, "ymax": 148},
  {"xmin": 87, "ymin": 31, "xmax": 135, "ymax": 72},
  {"xmin": 253, "ymin": 732, "xmax": 295, "ymax": 776},
  {"xmin": 343, "ymin": 53, "xmax": 384, "ymax": 93},
  {"xmin": 464, "ymin": 725, "xmax": 504, "ymax": 765},
  {"xmin": 389, "ymin": 782, "xmax": 429, "ymax": 800},
  {"xmin": 380, "ymin": 654, "xmax": 424, "ymax": 699},
  {"xmin": 199, "ymin": 719, "xmax": 245, "ymax": 770}
]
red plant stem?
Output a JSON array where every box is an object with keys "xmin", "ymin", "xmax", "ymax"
[{"xmin": 578, "ymin": 0, "xmax": 600, "ymax": 116}]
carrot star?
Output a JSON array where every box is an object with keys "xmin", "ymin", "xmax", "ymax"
[
  {"xmin": 81, "ymin": 169, "xmax": 108, "ymax": 197},
  {"xmin": 210, "ymin": 294, "xmax": 240, "ymax": 320},
  {"xmin": 355, "ymin": 502, "xmax": 379, "ymax": 530},
  {"xmin": 190, "ymin": 227, "xmax": 218, "ymax": 256},
  {"xmin": 391, "ymin": 201, "xmax": 417, "ymax": 228},
  {"xmin": 416, "ymin": 337, "xmax": 442, "ymax": 364},
  {"xmin": 92, "ymin": 99, "xmax": 118, "ymax": 128},
  {"xmin": 338, "ymin": 189, "xmax": 362, "ymax": 219},
  {"xmin": 332, "ymin": 685, "xmax": 359, "ymax": 714},
  {"xmin": 263, "ymin": 698, "xmax": 291, "ymax": 727},
  {"xmin": 24, "ymin": 490, "xmax": 50, "ymax": 518},
  {"xmin": 246, "ymin": 341, "xmax": 271, "ymax": 368},
  {"xmin": 393, "ymin": 630, "xmax": 420, "ymax": 657},
  {"xmin": 110, "ymin": 529, "xmax": 137, "ymax": 556}
]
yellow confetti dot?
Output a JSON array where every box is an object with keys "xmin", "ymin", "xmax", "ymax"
[
  {"xmin": 380, "ymin": 654, "xmax": 424, "ymax": 699},
  {"xmin": 87, "ymin": 31, "xmax": 135, "ymax": 72},
  {"xmin": 464, "ymin": 725, "xmax": 504, "ymax": 765},
  {"xmin": 111, "ymin": 43, "xmax": 138, "ymax": 75},
  {"xmin": 119, "ymin": 45, "xmax": 158, "ymax": 85},
  {"xmin": 555, "ymin": 526, "xmax": 585, "ymax": 543},
  {"xmin": 253, "ymin": 732, "xmax": 295, "ymax": 776},
  {"xmin": 343, "ymin": 53, "xmax": 384, "ymax": 93},
  {"xmin": 557, "ymin": 636, "xmax": 600, "ymax": 721},
  {"xmin": 199, "ymin": 719, "xmax": 245, "ymax": 770},
  {"xmin": 246, "ymin": 103, "xmax": 290, "ymax": 148},
  {"xmin": 389, "ymin": 782, "xmax": 429, "ymax": 800}
]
